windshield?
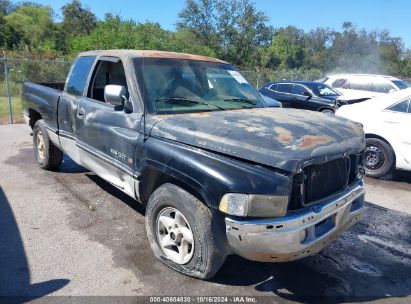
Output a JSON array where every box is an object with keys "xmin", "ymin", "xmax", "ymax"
[
  {"xmin": 392, "ymin": 80, "xmax": 410, "ymax": 90},
  {"xmin": 306, "ymin": 83, "xmax": 340, "ymax": 97},
  {"xmin": 134, "ymin": 58, "xmax": 265, "ymax": 114}
]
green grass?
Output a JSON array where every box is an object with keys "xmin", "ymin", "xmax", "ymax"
[{"xmin": 0, "ymin": 95, "xmax": 23, "ymax": 124}]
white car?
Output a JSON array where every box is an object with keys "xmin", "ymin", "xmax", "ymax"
[
  {"xmin": 336, "ymin": 88, "xmax": 411, "ymax": 178},
  {"xmin": 323, "ymin": 74, "xmax": 410, "ymax": 101}
]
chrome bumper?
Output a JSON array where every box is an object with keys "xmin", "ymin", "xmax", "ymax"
[{"xmin": 225, "ymin": 181, "xmax": 365, "ymax": 262}]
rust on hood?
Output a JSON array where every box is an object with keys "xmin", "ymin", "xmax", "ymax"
[
  {"xmin": 298, "ymin": 135, "xmax": 334, "ymax": 149},
  {"xmin": 274, "ymin": 127, "xmax": 293, "ymax": 144},
  {"xmin": 189, "ymin": 112, "xmax": 211, "ymax": 117},
  {"xmin": 148, "ymin": 108, "xmax": 365, "ymax": 173}
]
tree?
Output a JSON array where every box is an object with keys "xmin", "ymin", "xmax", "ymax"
[
  {"xmin": 172, "ymin": 30, "xmax": 216, "ymax": 57},
  {"xmin": 4, "ymin": 4, "xmax": 55, "ymax": 51},
  {"xmin": 69, "ymin": 14, "xmax": 174, "ymax": 54},
  {"xmin": 303, "ymin": 27, "xmax": 334, "ymax": 70},
  {"xmin": 177, "ymin": 0, "xmax": 219, "ymax": 51},
  {"xmin": 262, "ymin": 26, "xmax": 305, "ymax": 69},
  {"xmin": 0, "ymin": 0, "xmax": 13, "ymax": 14},
  {"xmin": 61, "ymin": 0, "xmax": 97, "ymax": 37},
  {"xmin": 177, "ymin": 0, "xmax": 273, "ymax": 66}
]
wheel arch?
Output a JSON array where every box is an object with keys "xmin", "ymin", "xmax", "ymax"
[
  {"xmin": 28, "ymin": 108, "xmax": 42, "ymax": 129},
  {"xmin": 365, "ymin": 133, "xmax": 397, "ymax": 166},
  {"xmin": 138, "ymin": 164, "xmax": 208, "ymax": 208},
  {"xmin": 318, "ymin": 106, "xmax": 335, "ymax": 113}
]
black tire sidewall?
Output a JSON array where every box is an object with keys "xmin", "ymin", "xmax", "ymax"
[
  {"xmin": 364, "ymin": 138, "xmax": 395, "ymax": 178},
  {"xmin": 145, "ymin": 184, "xmax": 225, "ymax": 279}
]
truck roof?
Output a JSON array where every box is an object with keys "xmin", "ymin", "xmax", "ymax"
[{"xmin": 78, "ymin": 49, "xmax": 227, "ymax": 64}]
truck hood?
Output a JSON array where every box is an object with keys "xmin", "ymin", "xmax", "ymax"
[{"xmin": 149, "ymin": 108, "xmax": 365, "ymax": 172}]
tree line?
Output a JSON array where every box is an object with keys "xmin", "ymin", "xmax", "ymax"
[{"xmin": 1, "ymin": 0, "xmax": 411, "ymax": 79}]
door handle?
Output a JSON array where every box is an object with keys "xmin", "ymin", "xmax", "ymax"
[{"xmin": 77, "ymin": 108, "xmax": 85, "ymax": 119}]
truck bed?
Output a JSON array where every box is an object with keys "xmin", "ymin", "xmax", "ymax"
[{"xmin": 21, "ymin": 82, "xmax": 64, "ymax": 130}]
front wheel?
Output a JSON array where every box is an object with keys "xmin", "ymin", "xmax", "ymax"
[
  {"xmin": 363, "ymin": 138, "xmax": 395, "ymax": 178},
  {"xmin": 33, "ymin": 120, "xmax": 63, "ymax": 170},
  {"xmin": 320, "ymin": 108, "xmax": 335, "ymax": 114},
  {"xmin": 145, "ymin": 183, "xmax": 226, "ymax": 279}
]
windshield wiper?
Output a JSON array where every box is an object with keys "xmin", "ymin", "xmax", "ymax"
[
  {"xmin": 224, "ymin": 98, "xmax": 257, "ymax": 105},
  {"xmin": 155, "ymin": 97, "xmax": 225, "ymax": 111}
]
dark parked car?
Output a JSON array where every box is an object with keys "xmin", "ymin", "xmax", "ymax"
[{"xmin": 259, "ymin": 81, "xmax": 342, "ymax": 114}]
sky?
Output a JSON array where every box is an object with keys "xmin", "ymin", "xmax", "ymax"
[{"xmin": 31, "ymin": 0, "xmax": 411, "ymax": 48}]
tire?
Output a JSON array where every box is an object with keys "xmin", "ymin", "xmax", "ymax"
[
  {"xmin": 145, "ymin": 183, "xmax": 227, "ymax": 279},
  {"xmin": 320, "ymin": 108, "xmax": 335, "ymax": 114},
  {"xmin": 33, "ymin": 120, "xmax": 63, "ymax": 170},
  {"xmin": 363, "ymin": 138, "xmax": 395, "ymax": 178}
]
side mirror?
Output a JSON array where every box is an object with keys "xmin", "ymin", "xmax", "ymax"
[{"xmin": 104, "ymin": 85, "xmax": 127, "ymax": 107}]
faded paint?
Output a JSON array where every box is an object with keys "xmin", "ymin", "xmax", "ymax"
[
  {"xmin": 78, "ymin": 50, "xmax": 226, "ymax": 64},
  {"xmin": 149, "ymin": 107, "xmax": 365, "ymax": 173},
  {"xmin": 274, "ymin": 127, "xmax": 293, "ymax": 144},
  {"xmin": 298, "ymin": 135, "xmax": 334, "ymax": 150}
]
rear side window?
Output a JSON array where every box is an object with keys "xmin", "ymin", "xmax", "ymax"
[
  {"xmin": 66, "ymin": 56, "xmax": 96, "ymax": 96},
  {"xmin": 347, "ymin": 78, "xmax": 372, "ymax": 91},
  {"xmin": 332, "ymin": 79, "xmax": 346, "ymax": 88},
  {"xmin": 387, "ymin": 99, "xmax": 410, "ymax": 113},
  {"xmin": 373, "ymin": 80, "xmax": 394, "ymax": 93},
  {"xmin": 277, "ymin": 83, "xmax": 292, "ymax": 93}
]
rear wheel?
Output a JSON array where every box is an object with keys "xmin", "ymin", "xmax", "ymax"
[
  {"xmin": 33, "ymin": 120, "xmax": 63, "ymax": 170},
  {"xmin": 145, "ymin": 183, "xmax": 226, "ymax": 279},
  {"xmin": 363, "ymin": 138, "xmax": 395, "ymax": 178}
]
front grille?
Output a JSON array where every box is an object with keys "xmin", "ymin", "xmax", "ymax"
[
  {"xmin": 289, "ymin": 154, "xmax": 361, "ymax": 210},
  {"xmin": 304, "ymin": 157, "xmax": 349, "ymax": 204}
]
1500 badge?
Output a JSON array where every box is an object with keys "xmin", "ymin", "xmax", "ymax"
[{"xmin": 110, "ymin": 148, "xmax": 133, "ymax": 165}]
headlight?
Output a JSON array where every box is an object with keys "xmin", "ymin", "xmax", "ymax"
[{"xmin": 219, "ymin": 193, "xmax": 289, "ymax": 217}]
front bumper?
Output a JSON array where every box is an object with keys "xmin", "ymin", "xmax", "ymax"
[{"xmin": 225, "ymin": 181, "xmax": 365, "ymax": 262}]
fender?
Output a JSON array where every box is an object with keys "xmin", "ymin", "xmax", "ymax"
[{"xmin": 139, "ymin": 136, "xmax": 291, "ymax": 209}]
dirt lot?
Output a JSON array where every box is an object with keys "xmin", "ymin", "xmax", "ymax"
[{"xmin": 1, "ymin": 124, "xmax": 410, "ymax": 303}]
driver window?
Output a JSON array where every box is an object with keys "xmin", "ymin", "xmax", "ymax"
[
  {"xmin": 88, "ymin": 58, "xmax": 128, "ymax": 102},
  {"xmin": 292, "ymin": 84, "xmax": 306, "ymax": 95}
]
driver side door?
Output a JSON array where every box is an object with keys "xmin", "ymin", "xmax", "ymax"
[{"xmin": 75, "ymin": 56, "xmax": 143, "ymax": 198}]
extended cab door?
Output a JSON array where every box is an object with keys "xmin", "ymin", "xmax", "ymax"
[
  {"xmin": 58, "ymin": 55, "xmax": 96, "ymax": 162},
  {"xmin": 74, "ymin": 56, "xmax": 143, "ymax": 198}
]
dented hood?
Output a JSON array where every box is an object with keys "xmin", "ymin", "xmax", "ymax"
[{"xmin": 149, "ymin": 108, "xmax": 365, "ymax": 172}]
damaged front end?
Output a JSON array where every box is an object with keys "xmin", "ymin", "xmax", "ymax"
[
  {"xmin": 225, "ymin": 180, "xmax": 365, "ymax": 262},
  {"xmin": 148, "ymin": 107, "xmax": 366, "ymax": 262}
]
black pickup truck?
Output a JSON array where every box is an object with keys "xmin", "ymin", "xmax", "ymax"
[{"xmin": 22, "ymin": 50, "xmax": 366, "ymax": 279}]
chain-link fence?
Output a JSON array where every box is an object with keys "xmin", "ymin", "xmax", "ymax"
[{"xmin": 0, "ymin": 57, "xmax": 72, "ymax": 124}]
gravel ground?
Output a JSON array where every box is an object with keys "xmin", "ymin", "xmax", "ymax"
[{"xmin": 0, "ymin": 124, "xmax": 410, "ymax": 303}]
